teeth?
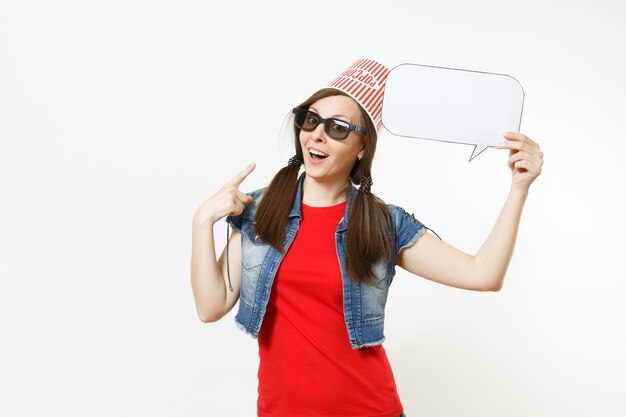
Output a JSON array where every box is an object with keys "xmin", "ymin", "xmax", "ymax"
[{"xmin": 309, "ymin": 149, "xmax": 328, "ymax": 157}]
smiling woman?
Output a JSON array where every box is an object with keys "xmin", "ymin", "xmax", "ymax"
[
  {"xmin": 190, "ymin": 58, "xmax": 543, "ymax": 417},
  {"xmin": 255, "ymin": 89, "xmax": 394, "ymax": 286}
]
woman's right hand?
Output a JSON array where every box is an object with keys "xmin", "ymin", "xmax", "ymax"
[{"xmin": 192, "ymin": 163, "xmax": 256, "ymax": 228}]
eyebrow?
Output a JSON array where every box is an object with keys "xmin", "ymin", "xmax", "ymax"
[{"xmin": 309, "ymin": 106, "xmax": 352, "ymax": 122}]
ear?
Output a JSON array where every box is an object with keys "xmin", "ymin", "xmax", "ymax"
[{"xmin": 357, "ymin": 148, "xmax": 364, "ymax": 160}]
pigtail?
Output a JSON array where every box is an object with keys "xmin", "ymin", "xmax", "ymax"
[
  {"xmin": 254, "ymin": 152, "xmax": 303, "ymax": 253},
  {"xmin": 346, "ymin": 169, "xmax": 393, "ymax": 284}
]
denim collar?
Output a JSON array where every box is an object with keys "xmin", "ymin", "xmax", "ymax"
[{"xmin": 289, "ymin": 171, "xmax": 357, "ymax": 233}]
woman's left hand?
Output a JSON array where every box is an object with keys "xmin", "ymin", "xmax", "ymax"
[{"xmin": 496, "ymin": 132, "xmax": 544, "ymax": 190}]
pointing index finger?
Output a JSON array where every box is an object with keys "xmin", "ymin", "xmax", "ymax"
[{"xmin": 230, "ymin": 162, "xmax": 256, "ymax": 187}]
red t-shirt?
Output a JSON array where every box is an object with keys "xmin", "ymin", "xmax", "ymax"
[{"xmin": 257, "ymin": 201, "xmax": 404, "ymax": 417}]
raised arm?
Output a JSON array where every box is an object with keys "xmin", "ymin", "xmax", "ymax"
[
  {"xmin": 397, "ymin": 132, "xmax": 543, "ymax": 291},
  {"xmin": 190, "ymin": 163, "xmax": 255, "ymax": 322}
]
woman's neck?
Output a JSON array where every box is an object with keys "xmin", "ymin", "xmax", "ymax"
[{"xmin": 301, "ymin": 174, "xmax": 349, "ymax": 207}]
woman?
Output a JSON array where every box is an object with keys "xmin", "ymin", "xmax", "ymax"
[{"xmin": 191, "ymin": 59, "xmax": 543, "ymax": 417}]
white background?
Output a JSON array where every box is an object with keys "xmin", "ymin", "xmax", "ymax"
[{"xmin": 1, "ymin": 1, "xmax": 625, "ymax": 416}]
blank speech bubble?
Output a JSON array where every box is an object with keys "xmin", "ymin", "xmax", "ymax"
[{"xmin": 381, "ymin": 63, "xmax": 524, "ymax": 161}]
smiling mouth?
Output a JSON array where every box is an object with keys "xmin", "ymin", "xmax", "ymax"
[{"xmin": 309, "ymin": 149, "xmax": 329, "ymax": 160}]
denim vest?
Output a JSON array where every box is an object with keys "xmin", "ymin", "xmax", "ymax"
[{"xmin": 226, "ymin": 172, "xmax": 425, "ymax": 349}]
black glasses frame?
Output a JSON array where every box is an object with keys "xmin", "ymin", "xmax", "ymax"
[{"xmin": 292, "ymin": 108, "xmax": 366, "ymax": 140}]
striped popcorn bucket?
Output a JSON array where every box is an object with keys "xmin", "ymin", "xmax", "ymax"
[{"xmin": 326, "ymin": 58, "xmax": 390, "ymax": 132}]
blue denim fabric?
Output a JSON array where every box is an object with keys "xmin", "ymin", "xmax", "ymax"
[{"xmin": 226, "ymin": 172, "xmax": 425, "ymax": 349}]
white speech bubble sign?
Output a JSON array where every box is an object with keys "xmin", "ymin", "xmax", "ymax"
[{"xmin": 381, "ymin": 63, "xmax": 524, "ymax": 161}]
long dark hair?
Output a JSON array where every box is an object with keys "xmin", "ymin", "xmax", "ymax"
[{"xmin": 254, "ymin": 88, "xmax": 392, "ymax": 284}]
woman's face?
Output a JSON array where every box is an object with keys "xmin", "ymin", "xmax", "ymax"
[{"xmin": 299, "ymin": 95, "xmax": 365, "ymax": 185}]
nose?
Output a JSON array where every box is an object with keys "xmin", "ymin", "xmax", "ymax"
[{"xmin": 310, "ymin": 121, "xmax": 327, "ymax": 142}]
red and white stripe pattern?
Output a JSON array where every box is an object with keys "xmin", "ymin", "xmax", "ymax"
[{"xmin": 326, "ymin": 58, "xmax": 390, "ymax": 132}]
